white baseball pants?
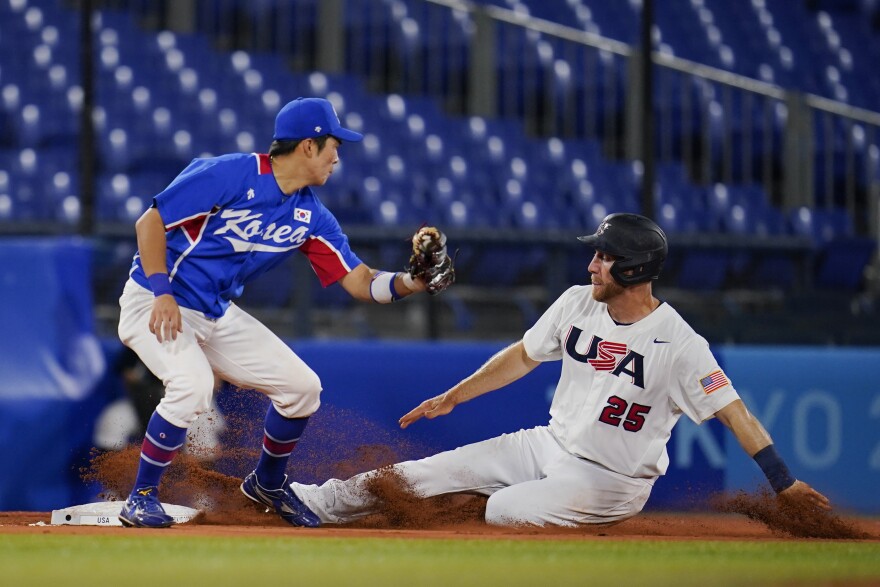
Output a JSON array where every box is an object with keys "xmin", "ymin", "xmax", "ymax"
[
  {"xmin": 117, "ymin": 279, "xmax": 321, "ymax": 428},
  {"xmin": 292, "ymin": 425, "xmax": 654, "ymax": 527}
]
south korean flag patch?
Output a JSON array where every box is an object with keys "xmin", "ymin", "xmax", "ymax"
[{"xmin": 294, "ymin": 208, "xmax": 312, "ymax": 224}]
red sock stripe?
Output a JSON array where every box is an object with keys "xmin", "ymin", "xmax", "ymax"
[
  {"xmin": 263, "ymin": 435, "xmax": 298, "ymax": 457},
  {"xmin": 141, "ymin": 436, "xmax": 181, "ymax": 465}
]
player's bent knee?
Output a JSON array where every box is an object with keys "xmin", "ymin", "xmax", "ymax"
[
  {"xmin": 277, "ymin": 394, "xmax": 321, "ymax": 419},
  {"xmin": 278, "ymin": 364, "xmax": 322, "ymax": 396},
  {"xmin": 303, "ymin": 370, "xmax": 322, "ymax": 397},
  {"xmin": 275, "ymin": 372, "xmax": 322, "ymax": 418},
  {"xmin": 484, "ymin": 491, "xmax": 570, "ymax": 527},
  {"xmin": 484, "ymin": 493, "xmax": 534, "ymax": 527},
  {"xmin": 160, "ymin": 372, "xmax": 216, "ymax": 426}
]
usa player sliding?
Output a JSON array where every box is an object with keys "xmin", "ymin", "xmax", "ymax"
[
  {"xmin": 290, "ymin": 213, "xmax": 830, "ymax": 527},
  {"xmin": 117, "ymin": 97, "xmax": 454, "ymax": 528}
]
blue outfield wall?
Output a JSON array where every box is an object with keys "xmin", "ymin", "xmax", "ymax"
[{"xmin": 0, "ymin": 238, "xmax": 877, "ymax": 514}]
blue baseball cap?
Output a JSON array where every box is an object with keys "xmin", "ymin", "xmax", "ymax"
[{"xmin": 273, "ymin": 97, "xmax": 364, "ymax": 142}]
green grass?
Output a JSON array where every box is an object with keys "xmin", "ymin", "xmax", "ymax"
[{"xmin": 1, "ymin": 534, "xmax": 879, "ymax": 587}]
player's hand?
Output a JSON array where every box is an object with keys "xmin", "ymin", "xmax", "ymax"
[
  {"xmin": 150, "ymin": 294, "xmax": 183, "ymax": 343},
  {"xmin": 778, "ymin": 480, "xmax": 832, "ymax": 511},
  {"xmin": 404, "ymin": 273, "xmax": 427, "ymax": 293},
  {"xmin": 399, "ymin": 391, "xmax": 457, "ymax": 429}
]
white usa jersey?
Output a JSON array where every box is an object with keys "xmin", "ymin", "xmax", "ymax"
[{"xmin": 522, "ymin": 285, "xmax": 739, "ymax": 479}]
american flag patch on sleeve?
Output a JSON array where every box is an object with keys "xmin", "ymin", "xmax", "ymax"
[{"xmin": 699, "ymin": 370, "xmax": 729, "ymax": 394}]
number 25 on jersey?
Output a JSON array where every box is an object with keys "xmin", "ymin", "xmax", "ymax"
[{"xmin": 599, "ymin": 395, "xmax": 651, "ymax": 432}]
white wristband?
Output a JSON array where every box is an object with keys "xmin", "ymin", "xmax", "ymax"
[
  {"xmin": 401, "ymin": 272, "xmax": 416, "ymax": 290},
  {"xmin": 369, "ymin": 271, "xmax": 401, "ymax": 304}
]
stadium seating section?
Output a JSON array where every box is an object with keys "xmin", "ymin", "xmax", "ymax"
[{"xmin": 0, "ymin": 0, "xmax": 876, "ymax": 296}]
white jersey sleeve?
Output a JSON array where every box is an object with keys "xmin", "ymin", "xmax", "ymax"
[
  {"xmin": 522, "ymin": 286, "xmax": 581, "ymax": 363},
  {"xmin": 669, "ymin": 336, "xmax": 740, "ymax": 424}
]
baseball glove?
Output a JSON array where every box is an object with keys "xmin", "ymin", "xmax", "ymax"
[{"xmin": 407, "ymin": 226, "xmax": 455, "ymax": 295}]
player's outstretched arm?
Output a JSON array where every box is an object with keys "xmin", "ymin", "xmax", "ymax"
[
  {"xmin": 136, "ymin": 207, "xmax": 182, "ymax": 343},
  {"xmin": 715, "ymin": 400, "xmax": 831, "ymax": 511},
  {"xmin": 399, "ymin": 340, "xmax": 540, "ymax": 428},
  {"xmin": 339, "ymin": 264, "xmax": 425, "ymax": 303},
  {"xmin": 339, "ymin": 226, "xmax": 454, "ymax": 303}
]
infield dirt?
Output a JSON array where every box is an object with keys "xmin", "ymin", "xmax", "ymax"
[{"xmin": 0, "ymin": 442, "xmax": 876, "ymax": 542}]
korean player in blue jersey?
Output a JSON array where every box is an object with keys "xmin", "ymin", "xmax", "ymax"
[{"xmin": 116, "ymin": 97, "xmax": 455, "ymax": 528}]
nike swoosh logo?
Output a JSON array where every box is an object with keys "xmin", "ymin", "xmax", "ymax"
[{"xmin": 654, "ymin": 338, "xmax": 670, "ymax": 344}]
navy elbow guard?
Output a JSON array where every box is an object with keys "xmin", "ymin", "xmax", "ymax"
[{"xmin": 753, "ymin": 444, "xmax": 796, "ymax": 493}]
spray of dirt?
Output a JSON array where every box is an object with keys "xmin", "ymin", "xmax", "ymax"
[
  {"xmin": 80, "ymin": 403, "xmax": 454, "ymax": 528},
  {"xmin": 711, "ymin": 488, "xmax": 872, "ymax": 539},
  {"xmin": 345, "ymin": 465, "xmax": 488, "ymax": 529},
  {"xmin": 82, "ymin": 446, "xmax": 278, "ymax": 526}
]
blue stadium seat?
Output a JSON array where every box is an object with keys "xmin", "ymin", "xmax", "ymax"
[
  {"xmin": 676, "ymin": 250, "xmax": 730, "ymax": 290},
  {"xmin": 441, "ymin": 199, "xmax": 492, "ymax": 229},
  {"xmin": 656, "ymin": 202, "xmax": 702, "ymax": 235},
  {"xmin": 751, "ymin": 204, "xmax": 788, "ymax": 236},
  {"xmin": 466, "ymin": 246, "xmax": 532, "ymax": 286},
  {"xmin": 750, "ymin": 252, "xmax": 799, "ymax": 290},
  {"xmin": 815, "ymin": 237, "xmax": 876, "ymax": 290},
  {"xmin": 789, "ymin": 205, "xmax": 855, "ymax": 245}
]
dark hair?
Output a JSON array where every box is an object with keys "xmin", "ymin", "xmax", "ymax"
[{"xmin": 268, "ymin": 135, "xmax": 333, "ymax": 158}]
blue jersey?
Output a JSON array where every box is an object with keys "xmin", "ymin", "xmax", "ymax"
[{"xmin": 130, "ymin": 153, "xmax": 363, "ymax": 318}]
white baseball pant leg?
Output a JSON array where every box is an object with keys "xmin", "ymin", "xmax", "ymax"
[
  {"xmin": 118, "ymin": 279, "xmax": 321, "ymax": 428},
  {"xmin": 292, "ymin": 425, "xmax": 653, "ymax": 527}
]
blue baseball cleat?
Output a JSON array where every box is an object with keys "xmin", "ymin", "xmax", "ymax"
[
  {"xmin": 240, "ymin": 471, "xmax": 321, "ymax": 528},
  {"xmin": 118, "ymin": 486, "xmax": 175, "ymax": 528}
]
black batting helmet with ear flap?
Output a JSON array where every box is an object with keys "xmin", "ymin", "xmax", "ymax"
[{"xmin": 578, "ymin": 213, "xmax": 668, "ymax": 286}]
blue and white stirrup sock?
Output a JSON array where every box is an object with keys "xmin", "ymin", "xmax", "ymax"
[
  {"xmin": 132, "ymin": 411, "xmax": 187, "ymax": 492},
  {"xmin": 254, "ymin": 405, "xmax": 309, "ymax": 489}
]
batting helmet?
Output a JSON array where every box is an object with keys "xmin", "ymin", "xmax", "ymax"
[{"xmin": 578, "ymin": 213, "xmax": 668, "ymax": 286}]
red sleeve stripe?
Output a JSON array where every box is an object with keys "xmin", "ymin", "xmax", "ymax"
[
  {"xmin": 166, "ymin": 210, "xmax": 211, "ymax": 231},
  {"xmin": 168, "ymin": 209, "xmax": 218, "ymax": 280},
  {"xmin": 257, "ymin": 153, "xmax": 272, "ymax": 175},
  {"xmin": 300, "ymin": 235, "xmax": 354, "ymax": 287},
  {"xmin": 178, "ymin": 215, "xmax": 209, "ymax": 243}
]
